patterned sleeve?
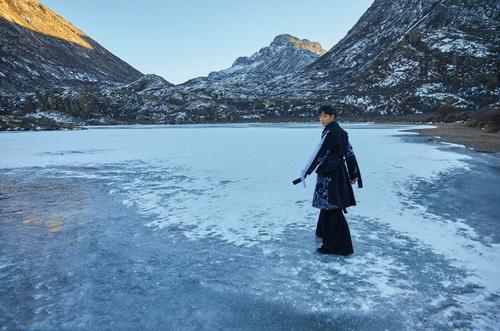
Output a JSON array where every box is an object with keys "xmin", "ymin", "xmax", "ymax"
[
  {"xmin": 345, "ymin": 140, "xmax": 355, "ymax": 158},
  {"xmin": 345, "ymin": 135, "xmax": 359, "ymax": 179}
]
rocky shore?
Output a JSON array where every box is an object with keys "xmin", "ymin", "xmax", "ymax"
[
  {"xmin": 0, "ymin": 115, "xmax": 86, "ymax": 131},
  {"xmin": 403, "ymin": 123, "xmax": 500, "ymax": 153}
]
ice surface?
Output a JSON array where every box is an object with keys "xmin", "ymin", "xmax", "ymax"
[{"xmin": 1, "ymin": 123, "xmax": 499, "ymax": 329}]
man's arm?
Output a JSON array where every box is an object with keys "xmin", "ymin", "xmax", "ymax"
[
  {"xmin": 345, "ymin": 140, "xmax": 358, "ymax": 178},
  {"xmin": 344, "ymin": 135, "xmax": 363, "ymax": 188}
]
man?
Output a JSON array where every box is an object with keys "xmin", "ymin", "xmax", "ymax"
[{"xmin": 294, "ymin": 105, "xmax": 363, "ymax": 255}]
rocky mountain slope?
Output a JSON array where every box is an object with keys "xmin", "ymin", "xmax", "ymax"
[
  {"xmin": 270, "ymin": 0, "xmax": 499, "ymax": 116},
  {"xmin": 172, "ymin": 0, "xmax": 499, "ymax": 118},
  {"xmin": 1, "ymin": 23, "xmax": 328, "ymax": 127},
  {"xmin": 0, "ymin": 0, "xmax": 143, "ymax": 93},
  {"xmin": 1, "ymin": 0, "xmax": 498, "ymax": 130}
]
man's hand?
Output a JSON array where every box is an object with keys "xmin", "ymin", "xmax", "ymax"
[{"xmin": 350, "ymin": 177, "xmax": 358, "ymax": 185}]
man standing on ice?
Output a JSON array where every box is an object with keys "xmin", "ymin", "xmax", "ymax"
[{"xmin": 293, "ymin": 105, "xmax": 363, "ymax": 255}]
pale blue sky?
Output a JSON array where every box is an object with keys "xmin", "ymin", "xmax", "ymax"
[{"xmin": 40, "ymin": 0, "xmax": 374, "ymax": 84}]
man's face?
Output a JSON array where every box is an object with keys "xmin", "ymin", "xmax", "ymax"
[{"xmin": 319, "ymin": 112, "xmax": 334, "ymax": 126}]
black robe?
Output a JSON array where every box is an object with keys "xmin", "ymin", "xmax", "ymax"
[
  {"xmin": 305, "ymin": 120, "xmax": 363, "ymax": 211},
  {"xmin": 304, "ymin": 120, "xmax": 363, "ymax": 255}
]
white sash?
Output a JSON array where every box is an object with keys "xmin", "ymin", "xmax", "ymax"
[{"xmin": 299, "ymin": 131, "xmax": 329, "ymax": 188}]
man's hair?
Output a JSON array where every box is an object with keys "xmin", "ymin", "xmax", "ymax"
[{"xmin": 317, "ymin": 104, "xmax": 336, "ymax": 117}]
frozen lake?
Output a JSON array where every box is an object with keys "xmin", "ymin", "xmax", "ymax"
[{"xmin": 1, "ymin": 123, "xmax": 499, "ymax": 329}]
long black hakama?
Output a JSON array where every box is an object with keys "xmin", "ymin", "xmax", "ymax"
[{"xmin": 315, "ymin": 208, "xmax": 354, "ymax": 256}]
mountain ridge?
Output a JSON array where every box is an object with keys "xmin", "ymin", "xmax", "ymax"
[{"xmin": 1, "ymin": 0, "xmax": 498, "ymax": 131}]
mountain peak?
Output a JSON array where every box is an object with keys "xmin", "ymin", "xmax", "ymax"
[
  {"xmin": 0, "ymin": 0, "xmax": 143, "ymax": 92},
  {"xmin": 230, "ymin": 34, "xmax": 326, "ymax": 68},
  {"xmin": 182, "ymin": 33, "xmax": 326, "ymax": 90},
  {"xmin": 0, "ymin": 0, "xmax": 92, "ymax": 49},
  {"xmin": 271, "ymin": 34, "xmax": 326, "ymax": 56}
]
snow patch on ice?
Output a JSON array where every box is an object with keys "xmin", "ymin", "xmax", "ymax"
[{"xmin": 1, "ymin": 123, "xmax": 499, "ymax": 317}]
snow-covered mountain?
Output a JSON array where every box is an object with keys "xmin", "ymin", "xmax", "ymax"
[
  {"xmin": 0, "ymin": 0, "xmax": 143, "ymax": 93},
  {"xmin": 1, "ymin": 0, "xmax": 498, "ymax": 130},
  {"xmin": 277, "ymin": 0, "xmax": 499, "ymax": 114},
  {"xmin": 179, "ymin": 0, "xmax": 498, "ymax": 118},
  {"xmin": 1, "ymin": 31, "xmax": 327, "ymax": 128},
  {"xmin": 180, "ymin": 34, "xmax": 325, "ymax": 97}
]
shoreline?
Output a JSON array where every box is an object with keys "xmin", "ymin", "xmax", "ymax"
[
  {"xmin": 402, "ymin": 122, "xmax": 500, "ymax": 153},
  {"xmin": 2, "ymin": 117, "xmax": 498, "ymax": 154}
]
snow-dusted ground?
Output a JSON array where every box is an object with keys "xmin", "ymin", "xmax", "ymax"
[{"xmin": 0, "ymin": 123, "xmax": 499, "ymax": 330}]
